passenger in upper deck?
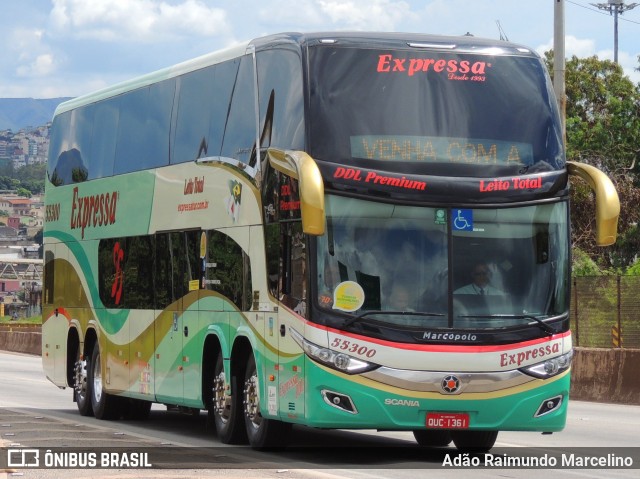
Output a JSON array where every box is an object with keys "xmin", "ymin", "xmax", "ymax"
[{"xmin": 454, "ymin": 261, "xmax": 504, "ymax": 296}]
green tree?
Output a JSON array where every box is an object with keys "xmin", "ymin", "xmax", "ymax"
[
  {"xmin": 572, "ymin": 247, "xmax": 603, "ymax": 276},
  {"xmin": 545, "ymin": 52, "xmax": 640, "ymax": 271},
  {"xmin": 627, "ymin": 259, "xmax": 640, "ymax": 276},
  {"xmin": 0, "ymin": 163, "xmax": 45, "ymax": 196},
  {"xmin": 15, "ymin": 187, "xmax": 31, "ymax": 198}
]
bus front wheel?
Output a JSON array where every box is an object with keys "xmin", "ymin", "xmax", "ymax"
[
  {"xmin": 243, "ymin": 354, "xmax": 291, "ymax": 449},
  {"xmin": 413, "ymin": 429, "xmax": 452, "ymax": 447},
  {"xmin": 451, "ymin": 430, "xmax": 498, "ymax": 452}
]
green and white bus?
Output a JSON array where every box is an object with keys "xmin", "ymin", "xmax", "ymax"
[{"xmin": 43, "ymin": 32, "xmax": 619, "ymax": 451}]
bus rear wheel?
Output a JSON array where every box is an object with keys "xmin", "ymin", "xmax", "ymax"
[
  {"xmin": 73, "ymin": 348, "xmax": 93, "ymax": 416},
  {"xmin": 412, "ymin": 430, "xmax": 452, "ymax": 447},
  {"xmin": 210, "ymin": 352, "xmax": 246, "ymax": 444},
  {"xmin": 243, "ymin": 354, "xmax": 291, "ymax": 449},
  {"xmin": 451, "ymin": 430, "xmax": 498, "ymax": 452},
  {"xmin": 89, "ymin": 345, "xmax": 121, "ymax": 420}
]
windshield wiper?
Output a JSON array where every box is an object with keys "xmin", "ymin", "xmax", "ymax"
[
  {"xmin": 342, "ymin": 310, "xmax": 445, "ymax": 330},
  {"xmin": 458, "ymin": 314, "xmax": 559, "ymax": 336}
]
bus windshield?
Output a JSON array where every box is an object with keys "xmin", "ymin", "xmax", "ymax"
[
  {"xmin": 315, "ymin": 195, "xmax": 569, "ymax": 331},
  {"xmin": 308, "ymin": 46, "xmax": 563, "ymax": 174}
]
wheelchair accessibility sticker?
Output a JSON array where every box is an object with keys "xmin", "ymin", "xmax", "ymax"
[{"xmin": 452, "ymin": 209, "xmax": 473, "ymax": 231}]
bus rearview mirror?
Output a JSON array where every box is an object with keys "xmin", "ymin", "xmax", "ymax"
[
  {"xmin": 567, "ymin": 161, "xmax": 620, "ymax": 246},
  {"xmin": 267, "ymin": 148, "xmax": 326, "ymax": 236}
]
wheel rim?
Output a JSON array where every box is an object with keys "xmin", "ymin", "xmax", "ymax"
[
  {"xmin": 93, "ymin": 352, "xmax": 102, "ymax": 403},
  {"xmin": 74, "ymin": 358, "xmax": 88, "ymax": 401},
  {"xmin": 213, "ymin": 370, "xmax": 230, "ymax": 423},
  {"xmin": 244, "ymin": 371, "xmax": 261, "ymax": 430}
]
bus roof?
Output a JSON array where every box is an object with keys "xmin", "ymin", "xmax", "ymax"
[
  {"xmin": 251, "ymin": 31, "xmax": 535, "ymax": 54},
  {"xmin": 54, "ymin": 40, "xmax": 251, "ymax": 116},
  {"xmin": 53, "ymin": 31, "xmax": 537, "ymax": 117}
]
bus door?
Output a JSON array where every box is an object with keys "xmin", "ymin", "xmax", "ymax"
[
  {"xmin": 116, "ymin": 236, "xmax": 156, "ymax": 402},
  {"xmin": 42, "ymin": 244, "xmax": 67, "ymax": 386},
  {"xmin": 275, "ymin": 222, "xmax": 307, "ymax": 420},
  {"xmin": 154, "ymin": 231, "xmax": 200, "ymax": 405},
  {"xmin": 96, "ymin": 238, "xmax": 130, "ymax": 396}
]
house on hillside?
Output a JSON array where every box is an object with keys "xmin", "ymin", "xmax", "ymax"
[{"xmin": 0, "ymin": 197, "xmax": 32, "ymax": 216}]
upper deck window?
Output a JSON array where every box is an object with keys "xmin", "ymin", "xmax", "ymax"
[{"xmin": 307, "ymin": 46, "xmax": 563, "ymax": 176}]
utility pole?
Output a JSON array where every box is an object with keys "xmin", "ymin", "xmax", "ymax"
[
  {"xmin": 591, "ymin": 0, "xmax": 639, "ymax": 63},
  {"xmin": 554, "ymin": 0, "xmax": 566, "ymax": 143}
]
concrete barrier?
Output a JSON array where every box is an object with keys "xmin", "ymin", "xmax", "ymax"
[
  {"xmin": 0, "ymin": 325, "xmax": 41, "ymax": 356},
  {"xmin": 570, "ymin": 347, "xmax": 640, "ymax": 405},
  {"xmin": 0, "ymin": 327, "xmax": 637, "ymax": 405}
]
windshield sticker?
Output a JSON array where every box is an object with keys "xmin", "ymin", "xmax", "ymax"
[
  {"xmin": 350, "ymin": 135, "xmax": 533, "ymax": 165},
  {"xmin": 435, "ymin": 209, "xmax": 447, "ymax": 225},
  {"xmin": 452, "ymin": 209, "xmax": 473, "ymax": 231},
  {"xmin": 377, "ymin": 54, "xmax": 491, "ymax": 81},
  {"xmin": 333, "ymin": 281, "xmax": 365, "ymax": 312}
]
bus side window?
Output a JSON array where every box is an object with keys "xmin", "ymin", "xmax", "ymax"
[
  {"xmin": 221, "ymin": 55, "xmax": 257, "ymax": 166},
  {"xmin": 256, "ymin": 48, "xmax": 305, "ymax": 152},
  {"xmin": 98, "ymin": 238, "xmax": 124, "ymax": 309},
  {"xmin": 173, "ymin": 67, "xmax": 216, "ymax": 163},
  {"xmin": 281, "ymin": 222, "xmax": 307, "ymax": 317},
  {"xmin": 154, "ymin": 231, "xmax": 201, "ymax": 307},
  {"xmin": 122, "ymin": 236, "xmax": 154, "ymax": 309},
  {"xmin": 154, "ymin": 234, "xmax": 173, "ymax": 310},
  {"xmin": 48, "ymin": 109, "xmax": 90, "ymax": 186},
  {"xmin": 174, "ymin": 231, "xmax": 201, "ymax": 299},
  {"xmin": 265, "ymin": 223, "xmax": 280, "ymax": 298},
  {"xmin": 206, "ymin": 230, "xmax": 252, "ymax": 311}
]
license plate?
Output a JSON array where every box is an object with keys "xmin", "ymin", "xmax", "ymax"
[{"xmin": 426, "ymin": 412, "xmax": 469, "ymax": 429}]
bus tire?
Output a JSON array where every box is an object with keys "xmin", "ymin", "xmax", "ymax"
[
  {"xmin": 451, "ymin": 430, "xmax": 498, "ymax": 452},
  {"xmin": 210, "ymin": 352, "xmax": 246, "ymax": 444},
  {"xmin": 73, "ymin": 347, "xmax": 93, "ymax": 417},
  {"xmin": 243, "ymin": 354, "xmax": 291, "ymax": 449},
  {"xmin": 413, "ymin": 429, "xmax": 452, "ymax": 447},
  {"xmin": 89, "ymin": 345, "xmax": 121, "ymax": 420}
]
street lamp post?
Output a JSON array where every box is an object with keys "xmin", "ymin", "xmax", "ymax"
[{"xmin": 591, "ymin": 0, "xmax": 639, "ymax": 63}]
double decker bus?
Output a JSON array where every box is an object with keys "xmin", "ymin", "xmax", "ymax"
[{"xmin": 42, "ymin": 32, "xmax": 619, "ymax": 451}]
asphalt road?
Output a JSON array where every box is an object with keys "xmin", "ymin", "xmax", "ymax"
[{"xmin": 1, "ymin": 350, "xmax": 639, "ymax": 478}]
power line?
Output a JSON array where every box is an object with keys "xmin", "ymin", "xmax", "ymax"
[{"xmin": 566, "ymin": 0, "xmax": 640, "ymax": 25}]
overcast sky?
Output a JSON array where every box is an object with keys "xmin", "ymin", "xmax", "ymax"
[{"xmin": 1, "ymin": 0, "xmax": 639, "ymax": 98}]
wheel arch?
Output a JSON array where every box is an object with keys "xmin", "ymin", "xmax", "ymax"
[
  {"xmin": 230, "ymin": 335, "xmax": 253, "ymax": 382},
  {"xmin": 83, "ymin": 327, "xmax": 98, "ymax": 362},
  {"xmin": 66, "ymin": 327, "xmax": 81, "ymax": 387}
]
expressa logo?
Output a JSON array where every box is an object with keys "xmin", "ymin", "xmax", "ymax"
[
  {"xmin": 377, "ymin": 54, "xmax": 491, "ymax": 78},
  {"xmin": 70, "ymin": 187, "xmax": 119, "ymax": 239},
  {"xmin": 500, "ymin": 343, "xmax": 560, "ymax": 367}
]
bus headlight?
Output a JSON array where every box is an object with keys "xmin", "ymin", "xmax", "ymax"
[
  {"xmin": 520, "ymin": 350, "xmax": 573, "ymax": 379},
  {"xmin": 289, "ymin": 327, "xmax": 379, "ymax": 375}
]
